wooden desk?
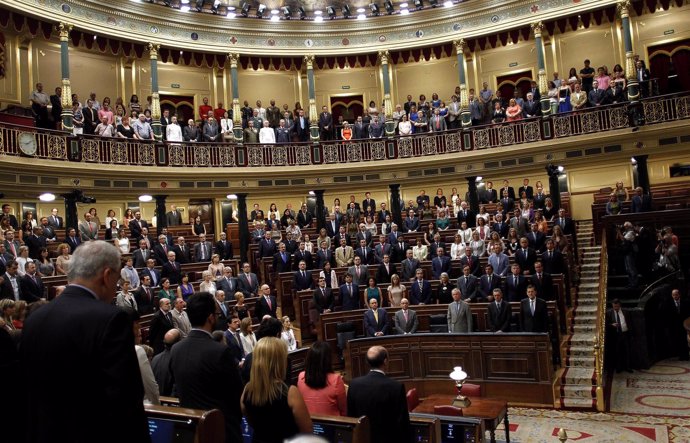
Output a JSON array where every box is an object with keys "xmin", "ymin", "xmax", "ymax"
[{"xmin": 414, "ymin": 394, "xmax": 509, "ymax": 443}]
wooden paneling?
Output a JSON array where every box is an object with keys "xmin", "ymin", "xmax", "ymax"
[{"xmin": 345, "ymin": 333, "xmax": 555, "ymax": 407}]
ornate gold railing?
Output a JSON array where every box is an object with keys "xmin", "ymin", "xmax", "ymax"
[
  {"xmin": 1, "ymin": 92, "xmax": 689, "ymax": 168},
  {"xmin": 593, "ymin": 228, "xmax": 608, "ymax": 412}
]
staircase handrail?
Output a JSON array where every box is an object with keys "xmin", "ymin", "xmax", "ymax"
[
  {"xmin": 636, "ymin": 270, "xmax": 684, "ymax": 307},
  {"xmin": 593, "ymin": 228, "xmax": 608, "ymax": 411}
]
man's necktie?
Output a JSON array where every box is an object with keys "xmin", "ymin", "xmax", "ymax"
[
  {"xmin": 247, "ymin": 273, "xmax": 252, "ymax": 286},
  {"xmin": 373, "ymin": 309, "xmax": 379, "ymax": 323},
  {"xmin": 496, "ymin": 302, "xmax": 501, "ymax": 312},
  {"xmin": 615, "ymin": 311, "xmax": 622, "ymax": 332},
  {"xmin": 404, "ymin": 310, "xmax": 408, "ymax": 322},
  {"xmin": 530, "ymin": 299, "xmax": 535, "ymax": 315},
  {"xmin": 266, "ymin": 296, "xmax": 272, "ymax": 310}
]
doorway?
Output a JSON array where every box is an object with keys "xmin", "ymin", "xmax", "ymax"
[
  {"xmin": 160, "ymin": 94, "xmax": 195, "ymax": 127},
  {"xmin": 496, "ymin": 70, "xmax": 534, "ymax": 102},
  {"xmin": 330, "ymin": 95, "xmax": 364, "ymax": 124}
]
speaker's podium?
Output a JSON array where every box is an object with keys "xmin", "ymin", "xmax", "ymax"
[{"xmin": 145, "ymin": 404, "xmax": 225, "ymax": 443}]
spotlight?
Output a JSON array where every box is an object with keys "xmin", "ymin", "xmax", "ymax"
[
  {"xmin": 545, "ymin": 164, "xmax": 564, "ymax": 177},
  {"xmin": 327, "ymin": 6, "xmax": 336, "ymax": 18},
  {"xmin": 256, "ymin": 4, "xmax": 266, "ymax": 17},
  {"xmin": 414, "ymin": 0, "xmax": 423, "ymax": 8},
  {"xmin": 384, "ymin": 0, "xmax": 394, "ymax": 14},
  {"xmin": 370, "ymin": 3, "xmax": 380, "ymax": 15},
  {"xmin": 282, "ymin": 6, "xmax": 291, "ymax": 18},
  {"xmin": 241, "ymin": 2, "xmax": 250, "ymax": 16},
  {"xmin": 195, "ymin": 0, "xmax": 204, "ymax": 12},
  {"xmin": 298, "ymin": 6, "xmax": 306, "ymax": 19},
  {"xmin": 429, "ymin": 0, "xmax": 438, "ymax": 7},
  {"xmin": 342, "ymin": 4, "xmax": 351, "ymax": 17},
  {"xmin": 211, "ymin": 0, "xmax": 221, "ymax": 13}
]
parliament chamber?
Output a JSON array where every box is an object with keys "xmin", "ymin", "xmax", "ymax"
[{"xmin": 2, "ymin": 0, "xmax": 690, "ymax": 441}]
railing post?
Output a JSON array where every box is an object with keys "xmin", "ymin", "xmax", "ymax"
[
  {"xmin": 148, "ymin": 43, "xmax": 162, "ymax": 141},
  {"xmin": 57, "ymin": 22, "xmax": 73, "ymax": 132}
]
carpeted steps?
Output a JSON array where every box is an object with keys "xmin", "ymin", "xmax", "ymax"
[{"xmin": 558, "ymin": 220, "xmax": 600, "ymax": 409}]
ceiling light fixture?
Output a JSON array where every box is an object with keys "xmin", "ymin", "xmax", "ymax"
[
  {"xmin": 314, "ymin": 15, "xmax": 324, "ymax": 22},
  {"xmin": 138, "ymin": 195, "xmax": 153, "ymax": 202},
  {"xmin": 443, "ymin": 0, "xmax": 453, "ymax": 6},
  {"xmin": 357, "ymin": 13, "xmax": 366, "ymax": 19},
  {"xmin": 227, "ymin": 194, "xmax": 238, "ymax": 200},
  {"xmin": 270, "ymin": 14, "xmax": 279, "ymax": 21},
  {"xmin": 39, "ymin": 193, "xmax": 56, "ymax": 202},
  {"xmin": 356, "ymin": 7, "xmax": 365, "ymax": 12},
  {"xmin": 400, "ymin": 7, "xmax": 409, "ymax": 14},
  {"xmin": 180, "ymin": 5, "xmax": 190, "ymax": 11}
]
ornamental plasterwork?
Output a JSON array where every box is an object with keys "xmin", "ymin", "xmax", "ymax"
[{"xmin": 4, "ymin": 0, "xmax": 620, "ymax": 56}]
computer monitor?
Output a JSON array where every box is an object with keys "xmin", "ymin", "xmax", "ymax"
[
  {"xmin": 148, "ymin": 416, "xmax": 197, "ymax": 443},
  {"xmin": 410, "ymin": 413, "xmax": 483, "ymax": 443},
  {"xmin": 243, "ymin": 415, "xmax": 366, "ymax": 443}
]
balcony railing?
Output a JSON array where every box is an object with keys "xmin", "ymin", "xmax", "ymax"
[{"xmin": 2, "ymin": 93, "xmax": 689, "ymax": 168}]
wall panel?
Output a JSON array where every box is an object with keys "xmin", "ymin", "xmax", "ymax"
[
  {"xmin": 237, "ymin": 69, "xmax": 299, "ymax": 111},
  {"xmin": 394, "ymin": 57, "xmax": 457, "ymax": 105}
]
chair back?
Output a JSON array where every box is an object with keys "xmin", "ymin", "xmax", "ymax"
[
  {"xmin": 460, "ymin": 383, "xmax": 482, "ymax": 397},
  {"xmin": 406, "ymin": 388, "xmax": 419, "ymax": 412}
]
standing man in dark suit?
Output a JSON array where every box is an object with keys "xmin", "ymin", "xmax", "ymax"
[
  {"xmin": 255, "ymin": 284, "xmax": 277, "ymax": 319},
  {"xmin": 20, "ymin": 241, "xmax": 149, "ymax": 443},
  {"xmin": 400, "ymin": 249, "xmax": 419, "ymax": 281},
  {"xmin": 394, "ymin": 298, "xmax": 418, "ymax": 334},
  {"xmin": 364, "ymin": 298, "xmax": 389, "ymax": 336},
  {"xmin": 501, "ymin": 179, "xmax": 516, "ymax": 200},
  {"xmin": 149, "ymin": 298, "xmax": 174, "ymax": 355},
  {"xmin": 25, "ymin": 226, "xmax": 47, "ymax": 260},
  {"xmin": 325, "ymin": 213, "xmax": 340, "ymax": 238},
  {"xmin": 170, "ymin": 292, "xmax": 243, "ymax": 443},
  {"xmin": 664, "ymin": 289, "xmax": 690, "ymax": 361},
  {"xmin": 293, "ymin": 261, "xmax": 314, "ymax": 292},
  {"xmin": 173, "ymin": 236, "xmax": 192, "ymax": 264},
  {"xmin": 504, "ymin": 264, "xmax": 528, "ymax": 302},
  {"xmin": 520, "ymin": 285, "xmax": 549, "ymax": 332},
  {"xmin": 215, "ymin": 232, "xmax": 234, "ymax": 260},
  {"xmin": 606, "ymin": 298, "xmax": 632, "ymax": 372},
  {"xmin": 81, "ymin": 99, "xmax": 98, "ymax": 134},
  {"xmin": 293, "ymin": 109, "xmax": 310, "ymax": 142},
  {"xmin": 348, "ymin": 346, "xmax": 411, "ymax": 443},
  {"xmin": 355, "ymin": 238, "xmax": 375, "ymax": 265},
  {"xmin": 128, "ymin": 211, "xmax": 148, "ymax": 239},
  {"xmin": 217, "ymin": 266, "xmax": 239, "ymax": 296},
  {"xmin": 47, "ymin": 207, "xmax": 63, "ymax": 228},
  {"xmin": 530, "ymin": 261, "xmax": 554, "ymax": 301},
  {"xmin": 518, "ymin": 178, "xmax": 534, "ymax": 200},
  {"xmin": 456, "ymin": 265, "xmax": 478, "ymax": 302},
  {"xmin": 141, "ymin": 258, "xmax": 162, "ymax": 288},
  {"xmin": 318, "ymin": 105, "xmax": 333, "ymax": 141},
  {"xmin": 478, "ymin": 265, "xmax": 502, "ymax": 302},
  {"xmin": 0, "ymin": 260, "xmax": 21, "ymax": 300},
  {"xmin": 374, "ymin": 235, "xmax": 392, "ymax": 264},
  {"xmin": 223, "ymin": 315, "xmax": 245, "ymax": 365},
  {"xmin": 19, "ymin": 261, "xmax": 45, "ymax": 302},
  {"xmin": 1, "ymin": 204, "xmax": 18, "ymax": 230},
  {"xmin": 309, "ymin": 277, "xmax": 334, "ymax": 329},
  {"xmin": 132, "ymin": 239, "xmax": 150, "ymax": 268},
  {"xmin": 238, "ymin": 262, "xmax": 259, "ymax": 298},
  {"xmin": 293, "ymin": 242, "xmax": 313, "ymax": 270},
  {"xmin": 554, "ymin": 208, "xmax": 575, "ymax": 235},
  {"xmin": 515, "ymin": 237, "xmax": 538, "ymax": 275},
  {"xmin": 375, "ymin": 254, "xmax": 397, "ymax": 284},
  {"xmin": 432, "ymin": 248, "xmax": 451, "ymax": 280},
  {"xmin": 527, "ymin": 223, "xmax": 546, "ymax": 253},
  {"xmin": 194, "ymin": 234, "xmax": 214, "ymax": 263},
  {"xmin": 161, "ymin": 251, "xmax": 182, "ymax": 285},
  {"xmin": 133, "ymin": 275, "xmax": 155, "ymax": 314},
  {"xmin": 339, "ymin": 273, "xmax": 360, "ymax": 311},
  {"xmin": 409, "ymin": 268, "xmax": 431, "ymax": 305},
  {"xmin": 456, "ymin": 201, "xmax": 476, "ymax": 228},
  {"xmin": 487, "ymin": 288, "xmax": 512, "ymax": 332},
  {"xmin": 272, "ymin": 242, "xmax": 292, "ymax": 274},
  {"xmin": 153, "ymin": 234, "xmax": 172, "ymax": 266},
  {"xmin": 166, "ymin": 204, "xmax": 183, "ymax": 226},
  {"xmin": 459, "ymin": 246, "xmax": 481, "ymax": 277},
  {"xmin": 315, "ymin": 241, "xmax": 334, "ymax": 270},
  {"xmin": 391, "ymin": 234, "xmax": 409, "ymax": 264},
  {"xmin": 64, "ymin": 227, "xmax": 81, "ymax": 252},
  {"xmin": 541, "ymin": 239, "xmax": 565, "ymax": 275}
]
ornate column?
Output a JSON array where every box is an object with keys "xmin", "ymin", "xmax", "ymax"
[
  {"xmin": 236, "ymin": 193, "xmax": 250, "ymax": 263},
  {"xmin": 532, "ymin": 22, "xmax": 551, "ymax": 116},
  {"xmin": 57, "ymin": 22, "xmax": 73, "ymax": 132},
  {"xmin": 389, "ymin": 184, "xmax": 403, "ymax": 228},
  {"xmin": 378, "ymin": 50, "xmax": 395, "ymax": 136},
  {"xmin": 148, "ymin": 43, "xmax": 162, "ymax": 141},
  {"xmin": 618, "ymin": 0, "xmax": 639, "ymax": 101},
  {"xmin": 454, "ymin": 39, "xmax": 471, "ymax": 128},
  {"xmin": 304, "ymin": 55, "xmax": 320, "ymax": 142},
  {"xmin": 466, "ymin": 177, "xmax": 479, "ymax": 213},
  {"xmin": 314, "ymin": 190, "xmax": 326, "ymax": 231},
  {"xmin": 632, "ymin": 155, "xmax": 650, "ymax": 193},
  {"xmin": 154, "ymin": 195, "xmax": 167, "ymax": 235},
  {"xmin": 228, "ymin": 53, "xmax": 244, "ymax": 142}
]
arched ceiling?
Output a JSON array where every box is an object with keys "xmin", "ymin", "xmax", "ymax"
[{"xmin": 1, "ymin": 0, "xmax": 621, "ymax": 55}]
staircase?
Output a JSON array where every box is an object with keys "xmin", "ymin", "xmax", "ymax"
[{"xmin": 558, "ymin": 220, "xmax": 600, "ymax": 409}]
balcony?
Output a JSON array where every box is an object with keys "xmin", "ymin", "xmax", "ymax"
[{"xmin": 1, "ymin": 93, "xmax": 689, "ymax": 169}]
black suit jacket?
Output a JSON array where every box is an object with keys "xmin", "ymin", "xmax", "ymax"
[
  {"xmin": 128, "ymin": 218, "xmax": 148, "ymax": 239},
  {"xmin": 173, "ymin": 244, "xmax": 192, "ymax": 264},
  {"xmin": 272, "ymin": 251, "xmax": 293, "ymax": 274},
  {"xmin": 554, "ymin": 217, "xmax": 575, "ymax": 236},
  {"xmin": 541, "ymin": 249, "xmax": 565, "ymax": 275},
  {"xmin": 457, "ymin": 209, "xmax": 476, "ymax": 228},
  {"xmin": 170, "ymin": 329, "xmax": 243, "ymax": 443},
  {"xmin": 65, "ymin": 235, "xmax": 81, "ymax": 253},
  {"xmin": 504, "ymin": 274, "xmax": 528, "ymax": 302},
  {"xmin": 325, "ymin": 220, "xmax": 340, "ymax": 238},
  {"xmin": 133, "ymin": 285, "xmax": 155, "ymax": 314},
  {"xmin": 161, "ymin": 260, "xmax": 182, "ymax": 285},
  {"xmin": 488, "ymin": 300, "xmax": 513, "ymax": 332},
  {"xmin": 19, "ymin": 273, "xmax": 45, "ymax": 302},
  {"xmin": 238, "ymin": 273, "xmax": 259, "ymax": 298},
  {"xmin": 530, "ymin": 272, "xmax": 554, "ymax": 301},
  {"xmin": 293, "ymin": 270, "xmax": 314, "ymax": 291},
  {"xmin": 153, "ymin": 243, "xmax": 171, "ymax": 266},
  {"xmin": 149, "ymin": 309, "xmax": 175, "ymax": 355},
  {"xmin": 20, "ymin": 286, "xmax": 149, "ymax": 443},
  {"xmin": 292, "ymin": 250, "xmax": 313, "ymax": 270},
  {"xmin": 515, "ymin": 248, "xmax": 538, "ymax": 274},
  {"xmin": 141, "ymin": 267, "xmax": 162, "ymax": 288},
  {"xmin": 520, "ymin": 297, "xmax": 549, "ymax": 332},
  {"xmin": 348, "ymin": 371, "xmax": 411, "ymax": 443},
  {"xmin": 0, "ymin": 273, "xmax": 20, "ymax": 300},
  {"xmin": 255, "ymin": 295, "xmax": 277, "ymax": 319},
  {"xmin": 216, "ymin": 240, "xmax": 233, "ymax": 260},
  {"xmin": 132, "ymin": 248, "xmax": 151, "ymax": 268},
  {"xmin": 375, "ymin": 262, "xmax": 397, "ymax": 284},
  {"xmin": 518, "ymin": 185, "xmax": 534, "ymax": 200},
  {"xmin": 25, "ymin": 234, "xmax": 47, "ymax": 260}
]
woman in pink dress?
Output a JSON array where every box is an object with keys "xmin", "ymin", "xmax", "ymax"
[
  {"xmin": 505, "ymin": 99, "xmax": 523, "ymax": 122},
  {"xmin": 297, "ymin": 341, "xmax": 347, "ymax": 416}
]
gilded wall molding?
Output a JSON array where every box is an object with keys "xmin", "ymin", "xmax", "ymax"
[{"xmin": 1, "ymin": 0, "xmax": 619, "ymax": 56}]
